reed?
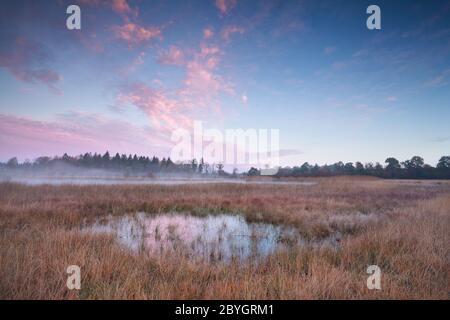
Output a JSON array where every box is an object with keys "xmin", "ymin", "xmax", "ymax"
[{"xmin": 0, "ymin": 177, "xmax": 448, "ymax": 299}]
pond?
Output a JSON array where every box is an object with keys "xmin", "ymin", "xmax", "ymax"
[{"xmin": 84, "ymin": 213, "xmax": 330, "ymax": 263}]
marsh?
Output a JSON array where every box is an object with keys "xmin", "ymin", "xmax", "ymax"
[{"xmin": 0, "ymin": 177, "xmax": 449, "ymax": 299}]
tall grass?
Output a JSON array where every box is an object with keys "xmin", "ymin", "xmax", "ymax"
[{"xmin": 0, "ymin": 177, "xmax": 448, "ymax": 299}]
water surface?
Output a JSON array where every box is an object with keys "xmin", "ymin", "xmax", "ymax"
[{"xmin": 85, "ymin": 213, "xmax": 310, "ymax": 263}]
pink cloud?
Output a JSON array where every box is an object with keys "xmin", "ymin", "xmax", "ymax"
[
  {"xmin": 158, "ymin": 46, "xmax": 185, "ymax": 66},
  {"xmin": 79, "ymin": 0, "xmax": 137, "ymax": 17},
  {"xmin": 177, "ymin": 44, "xmax": 234, "ymax": 109},
  {"xmin": 181, "ymin": 60, "xmax": 234, "ymax": 106},
  {"xmin": 117, "ymin": 83, "xmax": 193, "ymax": 133},
  {"xmin": 203, "ymin": 28, "xmax": 214, "ymax": 39},
  {"xmin": 111, "ymin": 0, "xmax": 135, "ymax": 15},
  {"xmin": 221, "ymin": 25, "xmax": 245, "ymax": 40},
  {"xmin": 117, "ymin": 50, "xmax": 233, "ymax": 132},
  {"xmin": 0, "ymin": 37, "xmax": 61, "ymax": 93},
  {"xmin": 199, "ymin": 45, "xmax": 221, "ymax": 58},
  {"xmin": 215, "ymin": 0, "xmax": 237, "ymax": 15},
  {"xmin": 117, "ymin": 33, "xmax": 238, "ymax": 134},
  {"xmin": 113, "ymin": 23, "xmax": 162, "ymax": 46},
  {"xmin": 0, "ymin": 113, "xmax": 172, "ymax": 161}
]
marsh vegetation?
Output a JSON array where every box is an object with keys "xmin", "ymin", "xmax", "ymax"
[{"xmin": 0, "ymin": 177, "xmax": 449, "ymax": 299}]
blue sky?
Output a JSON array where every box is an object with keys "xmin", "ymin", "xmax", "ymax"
[{"xmin": 0, "ymin": 0, "xmax": 449, "ymax": 166}]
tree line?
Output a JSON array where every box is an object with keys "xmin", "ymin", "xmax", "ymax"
[
  {"xmin": 1, "ymin": 153, "xmax": 449, "ymax": 179},
  {"xmin": 0, "ymin": 152, "xmax": 228, "ymax": 177},
  {"xmin": 248, "ymin": 155, "xmax": 450, "ymax": 179}
]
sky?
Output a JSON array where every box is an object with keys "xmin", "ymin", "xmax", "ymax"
[{"xmin": 0, "ymin": 0, "xmax": 449, "ymax": 167}]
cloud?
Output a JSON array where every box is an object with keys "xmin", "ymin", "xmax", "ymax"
[
  {"xmin": 425, "ymin": 69, "xmax": 450, "ymax": 87},
  {"xmin": 0, "ymin": 113, "xmax": 171, "ymax": 161},
  {"xmin": 112, "ymin": 23, "xmax": 162, "ymax": 46},
  {"xmin": 82, "ymin": 1, "xmax": 161, "ymax": 49},
  {"xmin": 117, "ymin": 41, "xmax": 235, "ymax": 134},
  {"xmin": 158, "ymin": 46, "xmax": 185, "ymax": 66},
  {"xmin": 215, "ymin": 0, "xmax": 237, "ymax": 15},
  {"xmin": 115, "ymin": 23, "xmax": 239, "ymax": 136},
  {"xmin": 199, "ymin": 45, "xmax": 221, "ymax": 57},
  {"xmin": 80, "ymin": 0, "xmax": 137, "ymax": 17},
  {"xmin": 111, "ymin": 0, "xmax": 135, "ymax": 16},
  {"xmin": 182, "ymin": 60, "xmax": 233, "ymax": 102},
  {"xmin": 221, "ymin": 25, "xmax": 245, "ymax": 40},
  {"xmin": 0, "ymin": 37, "xmax": 62, "ymax": 94},
  {"xmin": 116, "ymin": 83, "xmax": 193, "ymax": 133},
  {"xmin": 117, "ymin": 56, "xmax": 233, "ymax": 131},
  {"xmin": 203, "ymin": 28, "xmax": 214, "ymax": 39},
  {"xmin": 179, "ymin": 44, "xmax": 235, "ymax": 108}
]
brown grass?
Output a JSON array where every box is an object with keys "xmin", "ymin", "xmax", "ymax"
[{"xmin": 0, "ymin": 177, "xmax": 449, "ymax": 299}]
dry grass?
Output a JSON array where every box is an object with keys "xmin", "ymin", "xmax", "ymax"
[{"xmin": 0, "ymin": 177, "xmax": 449, "ymax": 299}]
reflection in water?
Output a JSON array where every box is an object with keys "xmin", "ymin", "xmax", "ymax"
[{"xmin": 86, "ymin": 213, "xmax": 305, "ymax": 263}]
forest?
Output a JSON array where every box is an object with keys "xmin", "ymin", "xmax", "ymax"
[{"xmin": 1, "ymin": 152, "xmax": 449, "ymax": 179}]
